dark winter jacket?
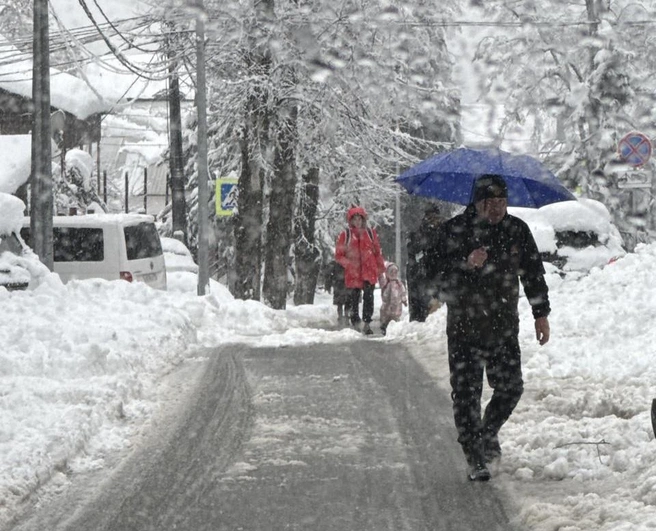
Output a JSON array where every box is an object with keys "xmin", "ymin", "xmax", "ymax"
[
  {"xmin": 425, "ymin": 205, "xmax": 550, "ymax": 344},
  {"xmin": 407, "ymin": 222, "xmax": 442, "ymax": 295},
  {"xmin": 325, "ymin": 260, "xmax": 348, "ymax": 305}
]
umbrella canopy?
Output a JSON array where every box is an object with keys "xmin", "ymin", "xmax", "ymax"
[{"xmin": 395, "ymin": 147, "xmax": 576, "ymax": 208}]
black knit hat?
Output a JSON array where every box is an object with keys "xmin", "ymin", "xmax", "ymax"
[{"xmin": 472, "ymin": 174, "xmax": 508, "ymax": 203}]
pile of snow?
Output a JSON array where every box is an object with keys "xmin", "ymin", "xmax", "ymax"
[{"xmin": 2, "ymin": 232, "xmax": 656, "ymax": 529}]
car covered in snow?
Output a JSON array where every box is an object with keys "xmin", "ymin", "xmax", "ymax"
[
  {"xmin": 0, "ymin": 231, "xmax": 31, "ymax": 291},
  {"xmin": 160, "ymin": 236, "xmax": 198, "ymax": 274},
  {"xmin": 508, "ymin": 198, "xmax": 625, "ymax": 274},
  {"xmin": 0, "ymin": 193, "xmax": 51, "ymax": 291}
]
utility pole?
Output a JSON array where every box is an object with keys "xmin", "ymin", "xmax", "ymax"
[
  {"xmin": 195, "ymin": 1, "xmax": 210, "ymax": 296},
  {"xmin": 395, "ymin": 192, "xmax": 402, "ymax": 268},
  {"xmin": 167, "ymin": 33, "xmax": 187, "ymax": 244},
  {"xmin": 31, "ymin": 0, "xmax": 53, "ymax": 270}
]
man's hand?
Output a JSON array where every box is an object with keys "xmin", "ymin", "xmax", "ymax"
[
  {"xmin": 467, "ymin": 247, "xmax": 488, "ymax": 269},
  {"xmin": 535, "ymin": 316, "xmax": 550, "ymax": 345},
  {"xmin": 428, "ymin": 298, "xmax": 441, "ymax": 314}
]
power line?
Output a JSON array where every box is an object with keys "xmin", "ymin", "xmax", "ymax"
[
  {"xmin": 74, "ymin": 0, "xmax": 166, "ymax": 79},
  {"xmin": 89, "ymin": 0, "xmax": 156, "ymax": 54},
  {"xmin": 0, "ymin": 6, "xmax": 653, "ymax": 88}
]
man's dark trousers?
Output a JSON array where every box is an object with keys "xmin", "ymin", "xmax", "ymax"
[
  {"xmin": 407, "ymin": 275, "xmax": 429, "ymax": 322},
  {"xmin": 447, "ymin": 335, "xmax": 524, "ymax": 455}
]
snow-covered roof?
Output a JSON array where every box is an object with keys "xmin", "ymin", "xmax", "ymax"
[
  {"xmin": 82, "ymin": 57, "xmax": 171, "ymax": 103},
  {"xmin": 0, "ymin": 36, "xmax": 113, "ymax": 119},
  {"xmin": 48, "ymin": 213, "xmax": 156, "ymax": 227},
  {"xmin": 509, "ymin": 198, "xmax": 615, "ymax": 239}
]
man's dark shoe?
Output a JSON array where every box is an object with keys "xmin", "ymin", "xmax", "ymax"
[
  {"xmin": 465, "ymin": 440, "xmax": 491, "ymax": 481},
  {"xmin": 363, "ymin": 323, "xmax": 374, "ymax": 335},
  {"xmin": 468, "ymin": 460, "xmax": 491, "ymax": 481}
]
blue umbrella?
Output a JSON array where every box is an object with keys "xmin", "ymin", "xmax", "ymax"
[{"xmin": 395, "ymin": 147, "xmax": 576, "ymax": 208}]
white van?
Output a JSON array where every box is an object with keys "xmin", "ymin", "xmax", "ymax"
[{"xmin": 21, "ymin": 214, "xmax": 167, "ymax": 290}]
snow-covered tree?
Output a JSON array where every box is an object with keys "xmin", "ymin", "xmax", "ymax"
[
  {"xmin": 0, "ymin": 0, "xmax": 32, "ymax": 44},
  {"xmin": 164, "ymin": 0, "xmax": 459, "ymax": 307},
  {"xmin": 54, "ymin": 149, "xmax": 107, "ymax": 214},
  {"xmin": 471, "ymin": 0, "xmax": 640, "ymax": 225}
]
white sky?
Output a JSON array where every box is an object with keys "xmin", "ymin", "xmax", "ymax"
[
  {"xmin": 447, "ymin": 8, "xmax": 537, "ymax": 153},
  {"xmin": 48, "ymin": 0, "xmax": 152, "ymax": 38},
  {"xmin": 1, "ymin": 229, "xmax": 655, "ymax": 529}
]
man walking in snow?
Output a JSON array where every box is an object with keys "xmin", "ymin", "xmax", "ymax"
[{"xmin": 425, "ymin": 174, "xmax": 551, "ymax": 481}]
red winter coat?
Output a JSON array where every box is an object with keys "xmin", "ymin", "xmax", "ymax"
[{"xmin": 335, "ymin": 207, "xmax": 386, "ymax": 289}]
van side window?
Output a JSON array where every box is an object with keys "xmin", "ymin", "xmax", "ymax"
[
  {"xmin": 21, "ymin": 227, "xmax": 104, "ymax": 262},
  {"xmin": 124, "ymin": 223, "xmax": 163, "ymax": 260},
  {"xmin": 54, "ymin": 228, "xmax": 104, "ymax": 262}
]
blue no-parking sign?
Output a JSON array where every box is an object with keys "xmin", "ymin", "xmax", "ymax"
[{"xmin": 618, "ymin": 132, "xmax": 652, "ymax": 167}]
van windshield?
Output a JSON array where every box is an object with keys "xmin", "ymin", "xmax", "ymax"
[{"xmin": 124, "ymin": 223, "xmax": 163, "ymax": 260}]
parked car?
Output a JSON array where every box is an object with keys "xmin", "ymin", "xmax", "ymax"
[
  {"xmin": 509, "ymin": 198, "xmax": 625, "ymax": 274},
  {"xmin": 21, "ymin": 214, "xmax": 167, "ymax": 290},
  {"xmin": 160, "ymin": 236, "xmax": 198, "ymax": 274},
  {"xmin": 0, "ymin": 192, "xmax": 51, "ymax": 291},
  {"xmin": 0, "ymin": 231, "xmax": 30, "ymax": 291}
]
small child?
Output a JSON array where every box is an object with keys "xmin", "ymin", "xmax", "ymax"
[{"xmin": 379, "ymin": 262, "xmax": 407, "ymax": 335}]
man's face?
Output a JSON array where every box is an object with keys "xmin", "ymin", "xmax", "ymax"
[
  {"xmin": 425, "ymin": 213, "xmax": 441, "ymax": 227},
  {"xmin": 476, "ymin": 197, "xmax": 507, "ymax": 225}
]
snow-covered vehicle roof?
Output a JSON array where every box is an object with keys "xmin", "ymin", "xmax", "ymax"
[
  {"xmin": 160, "ymin": 237, "xmax": 198, "ymax": 274},
  {"xmin": 509, "ymin": 198, "xmax": 625, "ymax": 273}
]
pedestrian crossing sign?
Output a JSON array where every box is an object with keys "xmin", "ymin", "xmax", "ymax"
[{"xmin": 216, "ymin": 177, "xmax": 238, "ymax": 217}]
